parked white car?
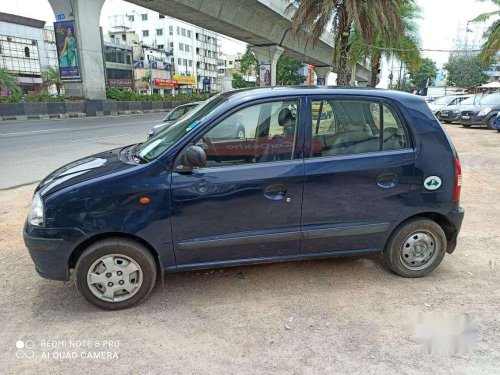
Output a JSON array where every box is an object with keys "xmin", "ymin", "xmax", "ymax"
[{"xmin": 427, "ymin": 95, "xmax": 473, "ymax": 116}]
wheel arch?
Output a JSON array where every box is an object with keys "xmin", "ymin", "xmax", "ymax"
[
  {"xmin": 391, "ymin": 211, "xmax": 458, "ymax": 253},
  {"xmin": 68, "ymin": 232, "xmax": 161, "ymax": 271}
]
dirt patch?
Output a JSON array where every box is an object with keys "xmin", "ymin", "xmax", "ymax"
[{"xmin": 0, "ymin": 125, "xmax": 498, "ymax": 374}]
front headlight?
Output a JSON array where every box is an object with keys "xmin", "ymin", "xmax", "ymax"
[
  {"xmin": 28, "ymin": 192, "xmax": 44, "ymax": 226},
  {"xmin": 147, "ymin": 129, "xmax": 154, "ymax": 136},
  {"xmin": 478, "ymin": 108, "xmax": 492, "ymax": 116}
]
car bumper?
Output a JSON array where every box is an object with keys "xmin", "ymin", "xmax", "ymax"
[
  {"xmin": 446, "ymin": 206, "xmax": 465, "ymax": 254},
  {"xmin": 23, "ymin": 220, "xmax": 88, "ymax": 281},
  {"xmin": 460, "ymin": 115, "xmax": 487, "ymax": 125}
]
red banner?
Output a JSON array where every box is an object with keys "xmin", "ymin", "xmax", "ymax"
[{"xmin": 153, "ymin": 79, "xmax": 178, "ymax": 88}]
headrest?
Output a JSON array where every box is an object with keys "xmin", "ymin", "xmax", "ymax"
[{"xmin": 278, "ymin": 107, "xmax": 294, "ymax": 127}]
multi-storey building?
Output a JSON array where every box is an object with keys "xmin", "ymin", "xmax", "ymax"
[
  {"xmin": 107, "ymin": 6, "xmax": 221, "ymax": 93},
  {"xmin": 0, "ymin": 12, "xmax": 58, "ymax": 94}
]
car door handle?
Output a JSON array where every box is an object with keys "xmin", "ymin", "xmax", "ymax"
[
  {"xmin": 264, "ymin": 184, "xmax": 287, "ymax": 200},
  {"xmin": 377, "ymin": 173, "xmax": 399, "ymax": 189}
]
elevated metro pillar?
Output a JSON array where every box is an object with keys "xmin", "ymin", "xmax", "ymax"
[
  {"xmin": 251, "ymin": 45, "xmax": 284, "ymax": 87},
  {"xmin": 314, "ymin": 66, "xmax": 333, "ymax": 86},
  {"xmin": 48, "ymin": 0, "xmax": 106, "ymax": 99}
]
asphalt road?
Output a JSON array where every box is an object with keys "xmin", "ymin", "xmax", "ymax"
[{"xmin": 0, "ymin": 113, "xmax": 165, "ymax": 190}]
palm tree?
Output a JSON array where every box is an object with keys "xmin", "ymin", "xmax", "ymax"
[
  {"xmin": 472, "ymin": 0, "xmax": 500, "ymax": 62},
  {"xmin": 349, "ymin": 0, "xmax": 421, "ymax": 87},
  {"xmin": 42, "ymin": 67, "xmax": 64, "ymax": 95},
  {"xmin": 289, "ymin": 0, "xmax": 405, "ymax": 86},
  {"xmin": 0, "ymin": 67, "xmax": 20, "ymax": 93}
]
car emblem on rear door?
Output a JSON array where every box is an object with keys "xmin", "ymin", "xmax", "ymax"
[{"xmin": 424, "ymin": 176, "xmax": 442, "ymax": 190}]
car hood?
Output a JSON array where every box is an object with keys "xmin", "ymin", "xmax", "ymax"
[
  {"xmin": 441, "ymin": 104, "xmax": 481, "ymax": 112},
  {"xmin": 36, "ymin": 146, "xmax": 138, "ymax": 197}
]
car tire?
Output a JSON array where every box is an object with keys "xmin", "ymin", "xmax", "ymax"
[
  {"xmin": 443, "ymin": 120, "xmax": 452, "ymax": 124},
  {"xmin": 487, "ymin": 116, "xmax": 496, "ymax": 130},
  {"xmin": 383, "ymin": 218, "xmax": 447, "ymax": 278},
  {"xmin": 75, "ymin": 238, "xmax": 157, "ymax": 310},
  {"xmin": 236, "ymin": 127, "xmax": 246, "ymax": 139},
  {"xmin": 461, "ymin": 125, "xmax": 471, "ymax": 128}
]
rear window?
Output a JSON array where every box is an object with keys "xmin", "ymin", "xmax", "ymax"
[{"xmin": 309, "ymin": 99, "xmax": 408, "ymax": 157}]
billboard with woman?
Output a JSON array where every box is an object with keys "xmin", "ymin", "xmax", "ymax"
[{"xmin": 54, "ymin": 20, "xmax": 81, "ymax": 80}]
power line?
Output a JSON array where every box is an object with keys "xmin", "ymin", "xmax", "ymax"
[{"xmin": 361, "ymin": 44, "xmax": 497, "ymax": 53}]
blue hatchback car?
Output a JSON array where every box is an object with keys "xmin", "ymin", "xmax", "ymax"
[{"xmin": 24, "ymin": 87, "xmax": 465, "ymax": 309}]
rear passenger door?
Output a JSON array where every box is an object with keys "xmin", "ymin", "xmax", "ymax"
[{"xmin": 301, "ymin": 96, "xmax": 415, "ymax": 255}]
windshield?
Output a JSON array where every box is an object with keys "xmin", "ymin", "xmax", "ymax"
[
  {"xmin": 458, "ymin": 96, "xmax": 479, "ymax": 105},
  {"xmin": 137, "ymin": 94, "xmax": 226, "ymax": 161},
  {"xmin": 433, "ymin": 96, "xmax": 454, "ymax": 105},
  {"xmin": 165, "ymin": 106, "xmax": 188, "ymax": 121},
  {"xmin": 478, "ymin": 93, "xmax": 500, "ymax": 106}
]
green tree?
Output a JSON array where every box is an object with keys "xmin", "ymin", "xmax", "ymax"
[
  {"xmin": 289, "ymin": 0, "xmax": 405, "ymax": 86},
  {"xmin": 231, "ymin": 73, "xmax": 248, "ymax": 89},
  {"xmin": 348, "ymin": 0, "xmax": 421, "ymax": 87},
  {"xmin": 42, "ymin": 67, "xmax": 64, "ymax": 95},
  {"xmin": 238, "ymin": 45, "xmax": 258, "ymax": 80},
  {"xmin": 0, "ymin": 67, "xmax": 20, "ymax": 93},
  {"xmin": 408, "ymin": 57, "xmax": 437, "ymax": 89},
  {"xmin": 276, "ymin": 55, "xmax": 305, "ymax": 85},
  {"xmin": 472, "ymin": 0, "xmax": 500, "ymax": 62},
  {"xmin": 444, "ymin": 55, "xmax": 490, "ymax": 87}
]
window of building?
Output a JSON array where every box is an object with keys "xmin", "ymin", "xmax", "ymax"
[
  {"xmin": 157, "ymin": 44, "xmax": 164, "ymax": 50},
  {"xmin": 24, "ymin": 47, "xmax": 30, "ymax": 57},
  {"xmin": 187, "ymin": 30, "xmax": 191, "ymax": 38},
  {"xmin": 309, "ymin": 100, "xmax": 408, "ymax": 158},
  {"xmin": 177, "ymin": 26, "xmax": 180, "ymax": 35},
  {"xmin": 193, "ymin": 100, "xmax": 299, "ymax": 168},
  {"xmin": 181, "ymin": 28, "xmax": 186, "ymax": 37},
  {"xmin": 183, "ymin": 59, "xmax": 187, "ymax": 66},
  {"xmin": 188, "ymin": 60, "xmax": 192, "ymax": 67},
  {"xmin": 169, "ymin": 26, "xmax": 173, "ymax": 35},
  {"xmin": 106, "ymin": 68, "xmax": 133, "ymax": 80},
  {"xmin": 156, "ymin": 29, "xmax": 163, "ymax": 36},
  {"xmin": 179, "ymin": 43, "xmax": 184, "ymax": 51},
  {"xmin": 185, "ymin": 45, "xmax": 190, "ymax": 53},
  {"xmin": 127, "ymin": 15, "xmax": 134, "ymax": 22},
  {"xmin": 169, "ymin": 42, "xmax": 174, "ymax": 48},
  {"xmin": 142, "ymin": 30, "xmax": 149, "ymax": 37},
  {"xmin": 141, "ymin": 14, "xmax": 148, "ymax": 21},
  {"xmin": 178, "ymin": 58, "xmax": 182, "ymax": 65}
]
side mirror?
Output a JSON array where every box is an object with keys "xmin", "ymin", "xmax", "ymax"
[{"xmin": 175, "ymin": 145, "xmax": 206, "ymax": 173}]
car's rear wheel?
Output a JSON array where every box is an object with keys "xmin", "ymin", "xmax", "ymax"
[
  {"xmin": 383, "ymin": 218, "xmax": 447, "ymax": 278},
  {"xmin": 462, "ymin": 124, "xmax": 471, "ymax": 128},
  {"xmin": 443, "ymin": 120, "xmax": 452, "ymax": 124},
  {"xmin": 76, "ymin": 238, "xmax": 157, "ymax": 310}
]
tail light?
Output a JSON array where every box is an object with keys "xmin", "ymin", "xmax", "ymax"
[{"xmin": 453, "ymin": 157, "xmax": 462, "ymax": 202}]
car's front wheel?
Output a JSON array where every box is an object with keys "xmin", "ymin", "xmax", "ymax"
[
  {"xmin": 383, "ymin": 218, "xmax": 447, "ymax": 278},
  {"xmin": 487, "ymin": 116, "xmax": 496, "ymax": 130},
  {"xmin": 76, "ymin": 238, "xmax": 157, "ymax": 310},
  {"xmin": 236, "ymin": 127, "xmax": 246, "ymax": 139},
  {"xmin": 462, "ymin": 124, "xmax": 471, "ymax": 128}
]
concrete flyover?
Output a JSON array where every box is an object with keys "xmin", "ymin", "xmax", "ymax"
[{"xmin": 126, "ymin": 0, "xmax": 372, "ymax": 84}]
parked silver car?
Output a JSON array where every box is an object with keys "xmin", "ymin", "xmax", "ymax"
[{"xmin": 147, "ymin": 102, "xmax": 200, "ymax": 138}]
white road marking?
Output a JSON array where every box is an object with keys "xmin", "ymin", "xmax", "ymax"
[
  {"xmin": 0, "ymin": 127, "xmax": 73, "ymax": 136},
  {"xmin": 69, "ymin": 134, "xmax": 132, "ymax": 143}
]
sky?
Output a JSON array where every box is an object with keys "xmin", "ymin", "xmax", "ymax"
[{"xmin": 0, "ymin": 0, "xmax": 498, "ymax": 86}]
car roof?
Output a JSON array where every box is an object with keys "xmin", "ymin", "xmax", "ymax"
[{"xmin": 219, "ymin": 86, "xmax": 425, "ymax": 104}]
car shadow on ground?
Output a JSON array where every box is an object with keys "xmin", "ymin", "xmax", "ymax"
[{"xmin": 28, "ymin": 254, "xmax": 409, "ymax": 317}]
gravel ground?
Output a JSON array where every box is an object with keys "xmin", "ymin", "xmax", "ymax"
[{"xmin": 0, "ymin": 125, "xmax": 498, "ymax": 374}]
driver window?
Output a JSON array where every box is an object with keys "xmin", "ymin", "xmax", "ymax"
[{"xmin": 195, "ymin": 100, "xmax": 299, "ymax": 168}]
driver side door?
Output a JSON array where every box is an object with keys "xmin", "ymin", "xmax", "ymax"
[{"xmin": 170, "ymin": 98, "xmax": 305, "ymax": 267}]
